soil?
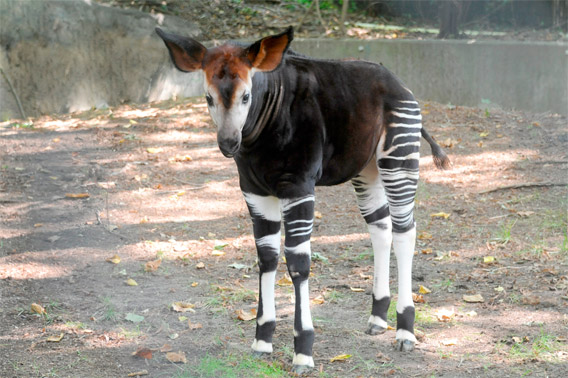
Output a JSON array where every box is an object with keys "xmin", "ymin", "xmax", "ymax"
[{"xmin": 1, "ymin": 96, "xmax": 567, "ymax": 377}]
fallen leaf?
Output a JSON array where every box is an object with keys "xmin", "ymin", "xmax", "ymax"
[
  {"xmin": 168, "ymin": 333, "xmax": 179, "ymax": 340},
  {"xmin": 516, "ymin": 211, "xmax": 535, "ymax": 218},
  {"xmin": 144, "ymin": 258, "xmax": 161, "ymax": 272},
  {"xmin": 228, "ymin": 263, "xmax": 248, "ymax": 270},
  {"xmin": 178, "ymin": 316, "xmax": 188, "ymax": 322},
  {"xmin": 34, "ymin": 223, "xmax": 43, "ymax": 228},
  {"xmin": 463, "ymin": 294, "xmax": 485, "ymax": 303},
  {"xmin": 106, "ymin": 254, "xmax": 121, "ymax": 264},
  {"xmin": 440, "ymin": 338, "xmax": 458, "ymax": 346},
  {"xmin": 418, "ymin": 231, "xmax": 433, "ymax": 240},
  {"xmin": 160, "ymin": 344, "xmax": 173, "ymax": 353},
  {"xmin": 277, "ymin": 275, "xmax": 293, "ymax": 286},
  {"xmin": 330, "ymin": 354, "xmax": 352, "ymax": 362},
  {"xmin": 421, "ymin": 248, "xmax": 433, "ymax": 255},
  {"xmin": 213, "ymin": 240, "xmax": 229, "ymax": 250},
  {"xmin": 483, "ymin": 256, "xmax": 496, "ymax": 264},
  {"xmin": 386, "ymin": 325, "xmax": 395, "ymax": 331},
  {"xmin": 65, "ymin": 193, "xmax": 90, "ymax": 199},
  {"xmin": 125, "ymin": 313, "xmax": 144, "ymax": 323},
  {"xmin": 191, "ymin": 282, "xmax": 199, "ymax": 287},
  {"xmin": 46, "ymin": 333, "xmax": 64, "ymax": 342},
  {"xmin": 172, "ymin": 302, "xmax": 195, "ymax": 313},
  {"xmin": 479, "ymin": 132, "xmax": 489, "ymax": 138},
  {"xmin": 236, "ymin": 308, "xmax": 257, "ymax": 321},
  {"xmin": 412, "ymin": 293, "xmax": 425, "ymax": 303},
  {"xmin": 146, "ymin": 147, "xmax": 163, "ymax": 154},
  {"xmin": 125, "ymin": 278, "xmax": 138, "ymax": 286},
  {"xmin": 494, "ymin": 286, "xmax": 504, "ymax": 292},
  {"xmin": 132, "ymin": 347, "xmax": 152, "ymax": 359},
  {"xmin": 211, "ymin": 250, "xmax": 225, "ymax": 256},
  {"xmin": 435, "ymin": 308, "xmax": 455, "ymax": 322},
  {"xmin": 465, "ymin": 310, "xmax": 478, "ymax": 317},
  {"xmin": 311, "ymin": 295, "xmax": 325, "ymax": 305},
  {"xmin": 419, "ymin": 285, "xmax": 431, "ymax": 294},
  {"xmin": 48, "ymin": 235, "xmax": 60, "ymax": 243},
  {"xmin": 188, "ymin": 320, "xmax": 203, "ymax": 330},
  {"xmin": 127, "ymin": 370, "xmax": 149, "ymax": 377},
  {"xmin": 314, "ymin": 210, "xmax": 323, "ymax": 219},
  {"xmin": 430, "ymin": 212, "xmax": 451, "ymax": 219},
  {"xmin": 350, "ymin": 287, "xmax": 365, "ymax": 292},
  {"xmin": 31, "ymin": 303, "xmax": 46, "ymax": 315},
  {"xmin": 166, "ymin": 351, "xmax": 187, "ymax": 364},
  {"xmin": 52, "ymin": 138, "xmax": 61, "ymax": 143},
  {"xmin": 196, "ymin": 262, "xmax": 205, "ymax": 269}
]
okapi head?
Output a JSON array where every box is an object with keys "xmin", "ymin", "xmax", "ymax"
[{"xmin": 156, "ymin": 27, "xmax": 293, "ymax": 157}]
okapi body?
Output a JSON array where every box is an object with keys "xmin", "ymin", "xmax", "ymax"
[{"xmin": 156, "ymin": 26, "xmax": 449, "ymax": 373}]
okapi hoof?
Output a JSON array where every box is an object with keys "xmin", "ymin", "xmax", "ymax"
[
  {"xmin": 291, "ymin": 364, "xmax": 312, "ymax": 375},
  {"xmin": 366, "ymin": 323, "xmax": 387, "ymax": 335},
  {"xmin": 395, "ymin": 339, "xmax": 415, "ymax": 352}
]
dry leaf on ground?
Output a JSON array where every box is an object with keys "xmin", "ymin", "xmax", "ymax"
[
  {"xmin": 125, "ymin": 278, "xmax": 138, "ymax": 286},
  {"xmin": 46, "ymin": 333, "xmax": 64, "ymax": 342},
  {"xmin": 144, "ymin": 258, "xmax": 162, "ymax": 272},
  {"xmin": 419, "ymin": 285, "xmax": 431, "ymax": 294},
  {"xmin": 236, "ymin": 308, "xmax": 257, "ymax": 321},
  {"xmin": 106, "ymin": 254, "xmax": 121, "ymax": 264},
  {"xmin": 441, "ymin": 338, "xmax": 458, "ymax": 346},
  {"xmin": 172, "ymin": 302, "xmax": 195, "ymax": 313},
  {"xmin": 463, "ymin": 294, "xmax": 485, "ymax": 303},
  {"xmin": 196, "ymin": 262, "xmax": 205, "ymax": 269},
  {"xmin": 160, "ymin": 344, "xmax": 173, "ymax": 353},
  {"xmin": 435, "ymin": 308, "xmax": 455, "ymax": 322},
  {"xmin": 31, "ymin": 303, "xmax": 46, "ymax": 315},
  {"xmin": 412, "ymin": 293, "xmax": 425, "ymax": 303},
  {"xmin": 188, "ymin": 320, "xmax": 203, "ymax": 330},
  {"xmin": 330, "ymin": 354, "xmax": 352, "ymax": 362},
  {"xmin": 65, "ymin": 193, "xmax": 90, "ymax": 199},
  {"xmin": 127, "ymin": 371, "xmax": 149, "ymax": 377},
  {"xmin": 277, "ymin": 275, "xmax": 293, "ymax": 286},
  {"xmin": 132, "ymin": 347, "xmax": 153, "ymax": 360},
  {"xmin": 430, "ymin": 212, "xmax": 451, "ymax": 219},
  {"xmin": 350, "ymin": 287, "xmax": 365, "ymax": 292},
  {"xmin": 311, "ymin": 295, "xmax": 325, "ymax": 305},
  {"xmin": 166, "ymin": 351, "xmax": 187, "ymax": 364}
]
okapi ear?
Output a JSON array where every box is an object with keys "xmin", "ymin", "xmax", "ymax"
[
  {"xmin": 155, "ymin": 28, "xmax": 206, "ymax": 72},
  {"xmin": 246, "ymin": 26, "xmax": 293, "ymax": 72}
]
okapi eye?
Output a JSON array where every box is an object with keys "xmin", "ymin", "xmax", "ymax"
[
  {"xmin": 205, "ymin": 94, "xmax": 214, "ymax": 107},
  {"xmin": 242, "ymin": 93, "xmax": 250, "ymax": 104}
]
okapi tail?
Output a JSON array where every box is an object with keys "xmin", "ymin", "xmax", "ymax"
[{"xmin": 421, "ymin": 127, "xmax": 451, "ymax": 170}]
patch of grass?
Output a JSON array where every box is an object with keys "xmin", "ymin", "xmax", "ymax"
[
  {"xmin": 505, "ymin": 329, "xmax": 565, "ymax": 362},
  {"xmin": 491, "ymin": 220, "xmax": 517, "ymax": 245},
  {"xmin": 119, "ymin": 325, "xmax": 143, "ymax": 339},
  {"xmin": 42, "ymin": 301, "xmax": 64, "ymax": 325},
  {"xmin": 100, "ymin": 296, "xmax": 119, "ymax": 322},
  {"xmin": 65, "ymin": 321, "xmax": 86, "ymax": 329},
  {"xmin": 176, "ymin": 352, "xmax": 288, "ymax": 378},
  {"xmin": 354, "ymin": 248, "xmax": 373, "ymax": 261},
  {"xmin": 432, "ymin": 278, "xmax": 454, "ymax": 292},
  {"xmin": 324, "ymin": 289, "xmax": 345, "ymax": 303}
]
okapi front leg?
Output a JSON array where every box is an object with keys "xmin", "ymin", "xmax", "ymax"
[
  {"xmin": 281, "ymin": 195, "xmax": 315, "ymax": 373},
  {"xmin": 243, "ymin": 193, "xmax": 281, "ymax": 355}
]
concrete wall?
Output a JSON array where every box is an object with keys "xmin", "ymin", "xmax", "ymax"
[
  {"xmin": 292, "ymin": 39, "xmax": 568, "ymax": 115},
  {"xmin": 0, "ymin": 0, "xmax": 566, "ymax": 118}
]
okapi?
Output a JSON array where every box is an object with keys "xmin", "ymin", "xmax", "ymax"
[{"xmin": 156, "ymin": 26, "xmax": 449, "ymax": 373}]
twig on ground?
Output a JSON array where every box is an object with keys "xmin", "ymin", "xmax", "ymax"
[{"xmin": 479, "ymin": 182, "xmax": 566, "ymax": 194}]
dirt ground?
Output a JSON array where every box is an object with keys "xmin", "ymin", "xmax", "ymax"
[{"xmin": 1, "ymin": 95, "xmax": 567, "ymax": 378}]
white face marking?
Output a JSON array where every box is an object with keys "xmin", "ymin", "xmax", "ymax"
[{"xmin": 204, "ymin": 75, "xmax": 253, "ymax": 135}]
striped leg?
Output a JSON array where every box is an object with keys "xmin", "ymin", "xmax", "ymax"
[
  {"xmin": 243, "ymin": 193, "xmax": 281, "ymax": 356},
  {"xmin": 281, "ymin": 195, "xmax": 315, "ymax": 373},
  {"xmin": 378, "ymin": 99, "xmax": 422, "ymax": 351},
  {"xmin": 351, "ymin": 162, "xmax": 393, "ymax": 336}
]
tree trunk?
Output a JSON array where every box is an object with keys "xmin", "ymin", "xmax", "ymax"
[
  {"xmin": 340, "ymin": 0, "xmax": 350, "ymax": 35},
  {"xmin": 553, "ymin": 0, "xmax": 568, "ymax": 32},
  {"xmin": 438, "ymin": 0, "xmax": 462, "ymax": 39}
]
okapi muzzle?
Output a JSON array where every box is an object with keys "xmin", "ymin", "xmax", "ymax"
[{"xmin": 155, "ymin": 27, "xmax": 292, "ymax": 158}]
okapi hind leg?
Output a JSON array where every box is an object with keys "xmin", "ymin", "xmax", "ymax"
[
  {"xmin": 281, "ymin": 195, "xmax": 316, "ymax": 374},
  {"xmin": 243, "ymin": 193, "xmax": 282, "ymax": 356},
  {"xmin": 351, "ymin": 162, "xmax": 393, "ymax": 336},
  {"xmin": 378, "ymin": 98, "xmax": 423, "ymax": 351}
]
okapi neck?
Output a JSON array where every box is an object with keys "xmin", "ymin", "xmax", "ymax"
[{"xmin": 242, "ymin": 75, "xmax": 283, "ymax": 146}]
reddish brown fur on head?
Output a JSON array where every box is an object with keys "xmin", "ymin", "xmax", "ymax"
[{"xmin": 156, "ymin": 26, "xmax": 293, "ymax": 157}]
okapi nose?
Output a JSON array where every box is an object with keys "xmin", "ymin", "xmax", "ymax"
[{"xmin": 217, "ymin": 137, "xmax": 240, "ymax": 158}]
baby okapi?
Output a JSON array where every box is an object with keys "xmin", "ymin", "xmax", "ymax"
[{"xmin": 156, "ymin": 26, "xmax": 449, "ymax": 373}]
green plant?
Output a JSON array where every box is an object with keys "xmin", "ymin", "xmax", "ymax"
[
  {"xmin": 100, "ymin": 296, "xmax": 118, "ymax": 322},
  {"xmin": 492, "ymin": 220, "xmax": 517, "ymax": 245},
  {"xmin": 177, "ymin": 352, "xmax": 288, "ymax": 378}
]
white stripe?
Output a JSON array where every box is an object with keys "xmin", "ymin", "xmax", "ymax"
[
  {"xmin": 368, "ymin": 315, "xmax": 388, "ymax": 329},
  {"xmin": 288, "ymin": 219, "xmax": 313, "ymax": 225},
  {"xmin": 252, "ymin": 339, "xmax": 273, "ymax": 353},
  {"xmin": 399, "ymin": 100, "xmax": 418, "ymax": 105},
  {"xmin": 299, "ymin": 280, "xmax": 313, "ymax": 331},
  {"xmin": 380, "ymin": 152, "xmax": 421, "ymax": 161},
  {"xmin": 391, "ymin": 111, "xmax": 422, "ymax": 120},
  {"xmin": 256, "ymin": 232, "xmax": 281, "ymax": 251},
  {"xmin": 392, "ymin": 132, "xmax": 421, "ymax": 142},
  {"xmin": 243, "ymin": 193, "xmax": 281, "ymax": 222},
  {"xmin": 257, "ymin": 270, "xmax": 277, "ymax": 325},
  {"xmin": 281, "ymin": 195, "xmax": 315, "ymax": 213},
  {"xmin": 289, "ymin": 225, "xmax": 313, "ymax": 234},
  {"xmin": 292, "ymin": 353, "xmax": 314, "ymax": 367},
  {"xmin": 395, "ymin": 107, "xmax": 421, "ymax": 112},
  {"xmin": 396, "ymin": 329, "xmax": 417, "ymax": 343},
  {"xmin": 388, "ymin": 123, "xmax": 422, "ymax": 128},
  {"xmin": 285, "ymin": 240, "xmax": 311, "ymax": 255}
]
